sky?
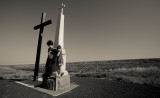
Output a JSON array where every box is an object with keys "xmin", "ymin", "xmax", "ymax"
[{"xmin": 0, "ymin": 0, "xmax": 160, "ymax": 65}]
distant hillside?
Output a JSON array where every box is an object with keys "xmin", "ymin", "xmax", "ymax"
[
  {"xmin": 0, "ymin": 58, "xmax": 160, "ymax": 87},
  {"xmin": 67, "ymin": 58, "xmax": 160, "ymax": 72}
]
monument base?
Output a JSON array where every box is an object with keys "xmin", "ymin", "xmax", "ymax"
[{"xmin": 42, "ymin": 75, "xmax": 70, "ymax": 91}]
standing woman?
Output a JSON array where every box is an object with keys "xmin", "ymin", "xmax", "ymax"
[{"xmin": 57, "ymin": 45, "xmax": 64, "ymax": 76}]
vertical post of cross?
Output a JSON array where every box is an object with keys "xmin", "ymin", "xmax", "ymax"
[{"xmin": 33, "ymin": 13, "xmax": 52, "ymax": 81}]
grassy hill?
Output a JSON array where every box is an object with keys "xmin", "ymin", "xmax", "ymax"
[{"xmin": 0, "ymin": 58, "xmax": 160, "ymax": 87}]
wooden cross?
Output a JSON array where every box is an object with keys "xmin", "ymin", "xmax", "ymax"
[{"xmin": 33, "ymin": 12, "xmax": 52, "ymax": 81}]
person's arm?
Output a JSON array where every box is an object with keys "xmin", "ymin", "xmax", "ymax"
[
  {"xmin": 57, "ymin": 51, "xmax": 60, "ymax": 56},
  {"xmin": 48, "ymin": 48, "xmax": 51, "ymax": 56}
]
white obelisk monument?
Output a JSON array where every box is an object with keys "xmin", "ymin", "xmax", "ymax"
[
  {"xmin": 42, "ymin": 4, "xmax": 70, "ymax": 91},
  {"xmin": 54, "ymin": 3, "xmax": 68, "ymax": 75}
]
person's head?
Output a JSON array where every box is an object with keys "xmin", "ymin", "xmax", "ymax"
[
  {"xmin": 57, "ymin": 45, "xmax": 62, "ymax": 52},
  {"xmin": 47, "ymin": 40, "xmax": 53, "ymax": 47}
]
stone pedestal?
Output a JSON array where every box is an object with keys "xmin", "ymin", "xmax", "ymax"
[{"xmin": 43, "ymin": 75, "xmax": 70, "ymax": 91}]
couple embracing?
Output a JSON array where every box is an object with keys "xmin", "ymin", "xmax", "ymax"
[{"xmin": 45, "ymin": 40, "xmax": 64, "ymax": 77}]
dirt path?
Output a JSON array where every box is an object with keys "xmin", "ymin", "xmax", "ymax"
[{"xmin": 0, "ymin": 78, "xmax": 160, "ymax": 98}]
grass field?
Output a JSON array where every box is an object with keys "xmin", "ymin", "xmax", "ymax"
[{"xmin": 0, "ymin": 58, "xmax": 160, "ymax": 87}]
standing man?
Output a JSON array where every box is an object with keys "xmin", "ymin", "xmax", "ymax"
[{"xmin": 44, "ymin": 40, "xmax": 56, "ymax": 77}]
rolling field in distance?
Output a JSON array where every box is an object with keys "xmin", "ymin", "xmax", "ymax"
[{"xmin": 0, "ymin": 58, "xmax": 160, "ymax": 87}]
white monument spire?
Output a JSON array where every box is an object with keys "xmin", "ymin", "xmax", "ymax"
[
  {"xmin": 61, "ymin": 3, "xmax": 65, "ymax": 14},
  {"xmin": 54, "ymin": 3, "xmax": 68, "ymax": 75},
  {"xmin": 54, "ymin": 3, "xmax": 65, "ymax": 48}
]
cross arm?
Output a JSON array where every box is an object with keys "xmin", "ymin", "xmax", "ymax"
[{"xmin": 34, "ymin": 20, "xmax": 52, "ymax": 30}]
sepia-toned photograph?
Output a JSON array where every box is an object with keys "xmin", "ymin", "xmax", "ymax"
[{"xmin": 0, "ymin": 0, "xmax": 160, "ymax": 98}]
